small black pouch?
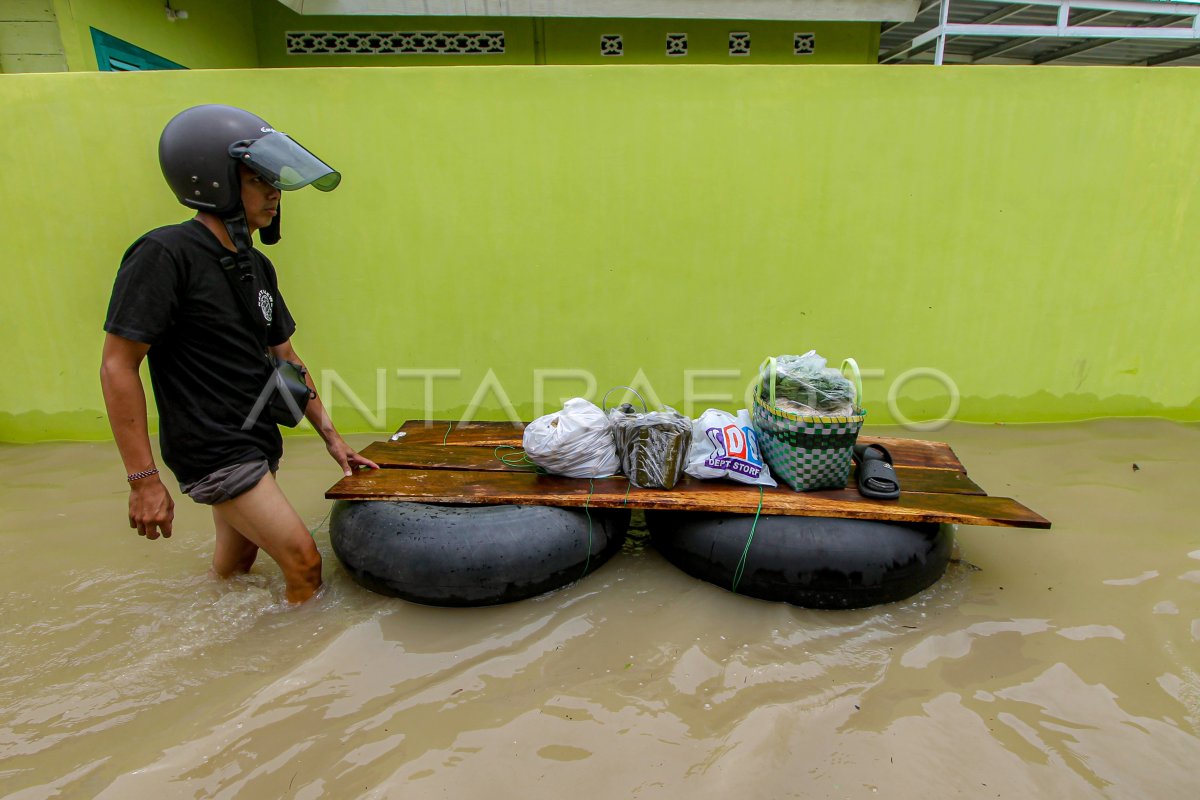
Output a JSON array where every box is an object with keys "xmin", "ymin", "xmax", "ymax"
[{"xmin": 269, "ymin": 356, "xmax": 315, "ymax": 427}]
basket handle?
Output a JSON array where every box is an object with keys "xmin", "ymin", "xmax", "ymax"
[
  {"xmin": 756, "ymin": 357, "xmax": 778, "ymax": 407},
  {"xmin": 602, "ymin": 385, "xmax": 649, "ymax": 414},
  {"xmin": 758, "ymin": 356, "xmax": 859, "ymax": 411},
  {"xmin": 841, "ymin": 358, "xmax": 862, "ymax": 410}
]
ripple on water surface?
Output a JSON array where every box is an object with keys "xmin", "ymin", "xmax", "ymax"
[{"xmin": 2, "ymin": 422, "xmax": 1200, "ymax": 798}]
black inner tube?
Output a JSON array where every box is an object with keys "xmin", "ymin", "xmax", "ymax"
[
  {"xmin": 646, "ymin": 510, "xmax": 953, "ymax": 609},
  {"xmin": 331, "ymin": 501, "xmax": 629, "ymax": 607}
]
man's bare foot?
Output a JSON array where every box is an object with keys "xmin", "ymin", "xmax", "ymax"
[{"xmin": 286, "ymin": 582, "xmax": 327, "ymax": 607}]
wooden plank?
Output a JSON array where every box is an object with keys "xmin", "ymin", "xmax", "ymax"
[
  {"xmin": 362, "ymin": 442, "xmax": 537, "ymax": 472},
  {"xmin": 863, "ymin": 434, "xmax": 966, "ymax": 472},
  {"xmin": 393, "ymin": 420, "xmax": 525, "ymax": 447},
  {"xmin": 390, "ymin": 420, "xmax": 968, "ymax": 472},
  {"xmin": 359, "ymin": 441, "xmax": 987, "ymax": 495},
  {"xmin": 325, "ymin": 468, "xmax": 1050, "ymax": 529}
]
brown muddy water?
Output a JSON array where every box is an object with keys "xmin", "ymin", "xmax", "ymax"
[{"xmin": 1, "ymin": 419, "xmax": 1198, "ymax": 799}]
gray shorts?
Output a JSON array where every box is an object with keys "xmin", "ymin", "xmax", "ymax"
[{"xmin": 180, "ymin": 459, "xmax": 278, "ymax": 505}]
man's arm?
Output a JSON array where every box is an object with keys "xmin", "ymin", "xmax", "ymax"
[
  {"xmin": 268, "ymin": 340, "xmax": 380, "ymax": 477},
  {"xmin": 100, "ymin": 333, "xmax": 174, "ymax": 539}
]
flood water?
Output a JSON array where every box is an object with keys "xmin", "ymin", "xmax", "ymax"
[{"xmin": 1, "ymin": 419, "xmax": 1197, "ymax": 799}]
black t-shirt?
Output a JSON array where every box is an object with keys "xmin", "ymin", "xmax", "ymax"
[{"xmin": 104, "ymin": 220, "xmax": 297, "ymax": 483}]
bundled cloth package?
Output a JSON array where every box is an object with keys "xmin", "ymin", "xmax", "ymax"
[
  {"xmin": 608, "ymin": 403, "xmax": 692, "ymax": 489},
  {"xmin": 522, "ymin": 398, "xmax": 621, "ymax": 478}
]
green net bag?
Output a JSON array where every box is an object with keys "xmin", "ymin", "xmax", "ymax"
[{"xmin": 752, "ymin": 356, "xmax": 864, "ymax": 492}]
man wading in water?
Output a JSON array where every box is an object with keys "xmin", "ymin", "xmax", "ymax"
[{"xmin": 101, "ymin": 105, "xmax": 377, "ymax": 604}]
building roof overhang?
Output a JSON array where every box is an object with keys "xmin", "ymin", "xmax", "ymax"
[
  {"xmin": 880, "ymin": 0, "xmax": 1200, "ymax": 65},
  {"xmin": 273, "ymin": 0, "xmax": 921, "ymax": 21}
]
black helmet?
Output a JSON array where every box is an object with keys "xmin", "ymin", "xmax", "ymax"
[{"xmin": 158, "ymin": 104, "xmax": 340, "ymax": 217}]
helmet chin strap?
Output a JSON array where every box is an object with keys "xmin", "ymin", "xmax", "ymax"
[
  {"xmin": 260, "ymin": 201, "xmax": 281, "ymax": 245},
  {"xmin": 220, "ymin": 211, "xmax": 257, "ymax": 280},
  {"xmin": 220, "ymin": 202, "xmax": 281, "ymax": 254},
  {"xmin": 219, "ymin": 198, "xmax": 281, "ymax": 283}
]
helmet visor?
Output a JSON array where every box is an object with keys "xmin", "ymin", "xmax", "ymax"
[{"xmin": 230, "ymin": 132, "xmax": 341, "ymax": 192}]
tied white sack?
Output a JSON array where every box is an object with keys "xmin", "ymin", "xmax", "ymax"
[
  {"xmin": 522, "ymin": 398, "xmax": 621, "ymax": 478},
  {"xmin": 684, "ymin": 408, "xmax": 777, "ymax": 487}
]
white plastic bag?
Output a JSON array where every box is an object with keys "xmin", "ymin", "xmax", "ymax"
[
  {"xmin": 684, "ymin": 408, "xmax": 777, "ymax": 487},
  {"xmin": 522, "ymin": 398, "xmax": 621, "ymax": 478}
]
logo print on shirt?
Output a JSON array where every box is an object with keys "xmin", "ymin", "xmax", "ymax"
[{"xmin": 257, "ymin": 289, "xmax": 273, "ymax": 323}]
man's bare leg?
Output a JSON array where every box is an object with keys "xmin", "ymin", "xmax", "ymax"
[
  {"xmin": 211, "ymin": 473, "xmax": 322, "ymax": 604},
  {"xmin": 211, "ymin": 510, "xmax": 259, "ymax": 577}
]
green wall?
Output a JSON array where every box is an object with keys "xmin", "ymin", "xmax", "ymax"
[
  {"xmin": 34, "ymin": 0, "xmax": 876, "ymax": 72},
  {"xmin": 1, "ymin": 66, "xmax": 1198, "ymax": 442},
  {"xmin": 51, "ymin": 0, "xmax": 257, "ymax": 71},
  {"xmin": 250, "ymin": 1, "xmax": 536, "ymax": 67},
  {"xmin": 541, "ymin": 19, "xmax": 877, "ymax": 64},
  {"xmin": 1, "ymin": 1, "xmax": 68, "ymax": 74},
  {"xmin": 250, "ymin": 1, "xmax": 875, "ymax": 67}
]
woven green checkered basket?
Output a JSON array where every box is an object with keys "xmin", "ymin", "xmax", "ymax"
[{"xmin": 752, "ymin": 357, "xmax": 865, "ymax": 492}]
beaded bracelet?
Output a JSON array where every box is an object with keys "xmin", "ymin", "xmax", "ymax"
[{"xmin": 127, "ymin": 467, "xmax": 160, "ymax": 483}]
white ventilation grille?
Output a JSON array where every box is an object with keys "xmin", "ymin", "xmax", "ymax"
[
  {"xmin": 794, "ymin": 33, "xmax": 816, "ymax": 55},
  {"xmin": 729, "ymin": 32, "xmax": 751, "ymax": 56},
  {"xmin": 285, "ymin": 31, "xmax": 505, "ymax": 55},
  {"xmin": 666, "ymin": 33, "xmax": 688, "ymax": 57}
]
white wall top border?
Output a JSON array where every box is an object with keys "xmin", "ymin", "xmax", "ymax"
[{"xmin": 273, "ymin": 0, "xmax": 920, "ymax": 22}]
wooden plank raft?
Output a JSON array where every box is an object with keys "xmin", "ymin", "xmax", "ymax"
[
  {"xmin": 382, "ymin": 420, "xmax": 970, "ymax": 472},
  {"xmin": 327, "ymin": 420, "xmax": 1050, "ymax": 530}
]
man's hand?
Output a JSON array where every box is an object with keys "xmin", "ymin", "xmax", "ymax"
[
  {"xmin": 129, "ymin": 476, "xmax": 175, "ymax": 540},
  {"xmin": 326, "ymin": 436, "xmax": 380, "ymax": 477},
  {"xmin": 265, "ymin": 340, "xmax": 381, "ymax": 477},
  {"xmin": 102, "ymin": 333, "xmax": 175, "ymax": 540}
]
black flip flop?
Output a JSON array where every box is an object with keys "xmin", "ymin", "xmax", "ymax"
[{"xmin": 852, "ymin": 444, "xmax": 901, "ymax": 500}]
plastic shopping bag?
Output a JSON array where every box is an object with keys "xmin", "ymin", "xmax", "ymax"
[
  {"xmin": 762, "ymin": 350, "xmax": 857, "ymax": 417},
  {"xmin": 522, "ymin": 398, "xmax": 621, "ymax": 478},
  {"xmin": 684, "ymin": 408, "xmax": 777, "ymax": 487}
]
